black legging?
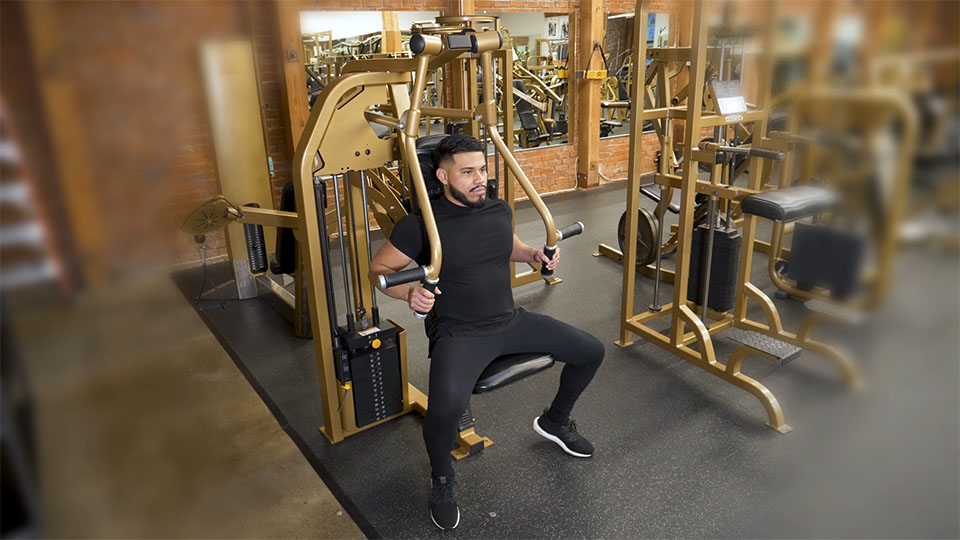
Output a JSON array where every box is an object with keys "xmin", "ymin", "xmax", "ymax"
[{"xmin": 424, "ymin": 310, "xmax": 605, "ymax": 478}]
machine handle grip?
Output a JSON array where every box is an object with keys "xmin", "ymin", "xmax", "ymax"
[
  {"xmin": 540, "ymin": 222, "xmax": 583, "ymax": 277},
  {"xmin": 557, "ymin": 221, "xmax": 584, "ymax": 241},
  {"xmin": 540, "ymin": 245, "xmax": 558, "ymax": 278},
  {"xmin": 378, "ymin": 266, "xmax": 429, "ymax": 289},
  {"xmin": 703, "ymin": 142, "xmax": 784, "ymax": 162},
  {"xmin": 414, "ymin": 279, "xmax": 438, "ymax": 320},
  {"xmin": 748, "ymin": 148, "xmax": 785, "ymax": 162}
]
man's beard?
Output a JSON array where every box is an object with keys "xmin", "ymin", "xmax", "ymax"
[{"xmin": 449, "ymin": 183, "xmax": 487, "ymax": 208}]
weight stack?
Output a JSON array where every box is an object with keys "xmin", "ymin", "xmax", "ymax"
[
  {"xmin": 340, "ymin": 323, "xmax": 404, "ymax": 428},
  {"xmin": 788, "ymin": 222, "xmax": 865, "ymax": 300},
  {"xmin": 242, "ymin": 203, "xmax": 268, "ymax": 275},
  {"xmin": 687, "ymin": 225, "xmax": 741, "ymax": 313}
]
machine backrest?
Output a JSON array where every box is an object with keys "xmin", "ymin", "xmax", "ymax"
[
  {"xmin": 414, "ymin": 135, "xmax": 447, "ymax": 200},
  {"xmin": 412, "ymin": 134, "xmax": 499, "ymax": 204},
  {"xmin": 512, "ymin": 80, "xmax": 541, "ymax": 132}
]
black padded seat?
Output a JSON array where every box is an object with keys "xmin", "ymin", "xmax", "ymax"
[
  {"xmin": 740, "ymin": 185, "xmax": 838, "ymax": 223},
  {"xmin": 473, "ymin": 353, "xmax": 555, "ymax": 394}
]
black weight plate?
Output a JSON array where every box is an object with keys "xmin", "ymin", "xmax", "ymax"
[{"xmin": 617, "ymin": 208, "xmax": 659, "ymax": 266}]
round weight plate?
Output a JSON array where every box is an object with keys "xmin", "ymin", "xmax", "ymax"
[{"xmin": 617, "ymin": 208, "xmax": 660, "ymax": 266}]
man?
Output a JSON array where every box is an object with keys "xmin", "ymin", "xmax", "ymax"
[{"xmin": 369, "ymin": 134, "xmax": 604, "ymax": 530}]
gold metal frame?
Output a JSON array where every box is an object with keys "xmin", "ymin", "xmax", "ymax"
[
  {"xmin": 615, "ymin": 0, "xmax": 860, "ymax": 434},
  {"xmin": 761, "ymin": 90, "xmax": 917, "ymax": 311},
  {"xmin": 220, "ymin": 26, "xmax": 569, "ymax": 446}
]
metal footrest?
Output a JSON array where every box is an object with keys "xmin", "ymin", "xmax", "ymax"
[
  {"xmin": 804, "ymin": 299, "xmax": 864, "ymax": 325},
  {"xmin": 725, "ymin": 328, "xmax": 801, "ymax": 364}
]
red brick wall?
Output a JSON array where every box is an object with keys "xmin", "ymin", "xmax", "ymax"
[
  {"xmin": 12, "ymin": 1, "xmax": 250, "ymax": 270},
  {"xmin": 250, "ymin": 0, "xmax": 690, "ymax": 245},
  {"xmin": 597, "ymin": 131, "xmax": 661, "ymax": 183},
  {"xmin": 7, "ymin": 0, "xmax": 688, "ymax": 273}
]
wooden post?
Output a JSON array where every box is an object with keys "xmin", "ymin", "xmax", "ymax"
[
  {"xmin": 22, "ymin": 1, "xmax": 107, "ymax": 287},
  {"xmin": 382, "ymin": 11, "xmax": 400, "ymax": 54},
  {"xmin": 277, "ymin": 0, "xmax": 310, "ymax": 153},
  {"xmin": 577, "ymin": 0, "xmax": 604, "ymax": 188},
  {"xmin": 808, "ymin": 0, "xmax": 837, "ymax": 88}
]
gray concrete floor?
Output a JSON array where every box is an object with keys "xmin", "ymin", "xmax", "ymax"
[{"xmin": 8, "ymin": 274, "xmax": 364, "ymax": 539}]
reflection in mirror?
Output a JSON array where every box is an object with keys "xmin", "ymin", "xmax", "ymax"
[
  {"xmin": 300, "ymin": 11, "xmax": 440, "ymax": 108},
  {"xmin": 486, "ymin": 12, "xmax": 572, "ymax": 150},
  {"xmin": 600, "ymin": 12, "xmax": 670, "ymax": 139},
  {"xmin": 300, "ymin": 12, "xmax": 571, "ymax": 151}
]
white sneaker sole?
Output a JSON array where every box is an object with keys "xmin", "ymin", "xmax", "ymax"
[
  {"xmin": 533, "ymin": 416, "xmax": 593, "ymax": 458},
  {"xmin": 430, "ymin": 507, "xmax": 460, "ymax": 530}
]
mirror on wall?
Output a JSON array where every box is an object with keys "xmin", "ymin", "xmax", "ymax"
[
  {"xmin": 299, "ymin": 11, "xmax": 572, "ymax": 151},
  {"xmin": 600, "ymin": 12, "xmax": 670, "ymax": 138},
  {"xmin": 482, "ymin": 12, "xmax": 572, "ymax": 150},
  {"xmin": 299, "ymin": 11, "xmax": 440, "ymax": 107}
]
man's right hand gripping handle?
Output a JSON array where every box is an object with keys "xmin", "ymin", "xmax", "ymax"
[
  {"xmin": 541, "ymin": 222, "xmax": 585, "ymax": 278},
  {"xmin": 378, "ymin": 267, "xmax": 437, "ymax": 320}
]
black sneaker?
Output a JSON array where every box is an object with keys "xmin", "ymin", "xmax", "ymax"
[
  {"xmin": 534, "ymin": 411, "xmax": 594, "ymax": 458},
  {"xmin": 429, "ymin": 475, "xmax": 460, "ymax": 530}
]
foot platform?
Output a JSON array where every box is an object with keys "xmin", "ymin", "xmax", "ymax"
[{"xmin": 725, "ymin": 327, "xmax": 801, "ymax": 365}]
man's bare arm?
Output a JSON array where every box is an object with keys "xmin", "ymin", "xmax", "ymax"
[
  {"xmin": 369, "ymin": 240, "xmax": 439, "ymax": 312},
  {"xmin": 510, "ymin": 234, "xmax": 559, "ymax": 270}
]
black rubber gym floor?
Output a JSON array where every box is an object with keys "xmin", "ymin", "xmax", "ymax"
[{"xmin": 173, "ymin": 183, "xmax": 959, "ymax": 538}]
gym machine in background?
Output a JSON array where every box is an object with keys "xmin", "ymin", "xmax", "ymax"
[
  {"xmin": 759, "ymin": 93, "xmax": 917, "ymax": 313},
  {"xmin": 614, "ymin": 0, "xmax": 859, "ymax": 433},
  {"xmin": 184, "ymin": 21, "xmax": 581, "ymax": 450}
]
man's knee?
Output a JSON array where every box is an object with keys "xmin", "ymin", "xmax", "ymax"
[
  {"xmin": 584, "ymin": 334, "xmax": 605, "ymax": 369},
  {"xmin": 424, "ymin": 388, "xmax": 470, "ymax": 426}
]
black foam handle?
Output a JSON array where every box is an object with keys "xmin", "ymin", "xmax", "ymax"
[
  {"xmin": 557, "ymin": 222, "xmax": 584, "ymax": 241},
  {"xmin": 748, "ymin": 148, "xmax": 785, "ymax": 162},
  {"xmin": 540, "ymin": 245, "xmax": 558, "ymax": 278},
  {"xmin": 414, "ymin": 280, "xmax": 438, "ymax": 320},
  {"xmin": 378, "ymin": 266, "xmax": 428, "ymax": 289},
  {"xmin": 410, "ymin": 34, "xmax": 426, "ymax": 56}
]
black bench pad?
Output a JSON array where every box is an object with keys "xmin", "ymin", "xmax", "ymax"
[
  {"xmin": 740, "ymin": 186, "xmax": 838, "ymax": 222},
  {"xmin": 473, "ymin": 353, "xmax": 555, "ymax": 394}
]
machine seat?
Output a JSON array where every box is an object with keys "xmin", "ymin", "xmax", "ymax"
[
  {"xmin": 473, "ymin": 353, "xmax": 555, "ymax": 394},
  {"xmin": 740, "ymin": 186, "xmax": 838, "ymax": 223}
]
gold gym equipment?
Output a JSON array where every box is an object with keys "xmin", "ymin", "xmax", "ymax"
[
  {"xmin": 757, "ymin": 91, "xmax": 917, "ymax": 313},
  {"xmin": 596, "ymin": 5, "xmax": 770, "ymax": 276},
  {"xmin": 614, "ymin": 0, "xmax": 859, "ymax": 433},
  {"xmin": 512, "ymin": 43, "xmax": 570, "ymax": 148},
  {"xmin": 187, "ymin": 24, "xmax": 582, "ymax": 455},
  {"xmin": 256, "ymin": 16, "xmax": 558, "ymax": 340},
  {"xmin": 413, "ymin": 16, "xmax": 566, "ymax": 289}
]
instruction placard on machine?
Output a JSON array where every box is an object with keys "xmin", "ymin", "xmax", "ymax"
[{"xmin": 710, "ymin": 80, "xmax": 748, "ymax": 118}]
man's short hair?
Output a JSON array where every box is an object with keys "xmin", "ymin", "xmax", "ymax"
[{"xmin": 434, "ymin": 134, "xmax": 485, "ymax": 167}]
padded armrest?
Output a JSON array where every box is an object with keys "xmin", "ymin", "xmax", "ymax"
[
  {"xmin": 740, "ymin": 186, "xmax": 838, "ymax": 222},
  {"xmin": 473, "ymin": 353, "xmax": 555, "ymax": 394}
]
